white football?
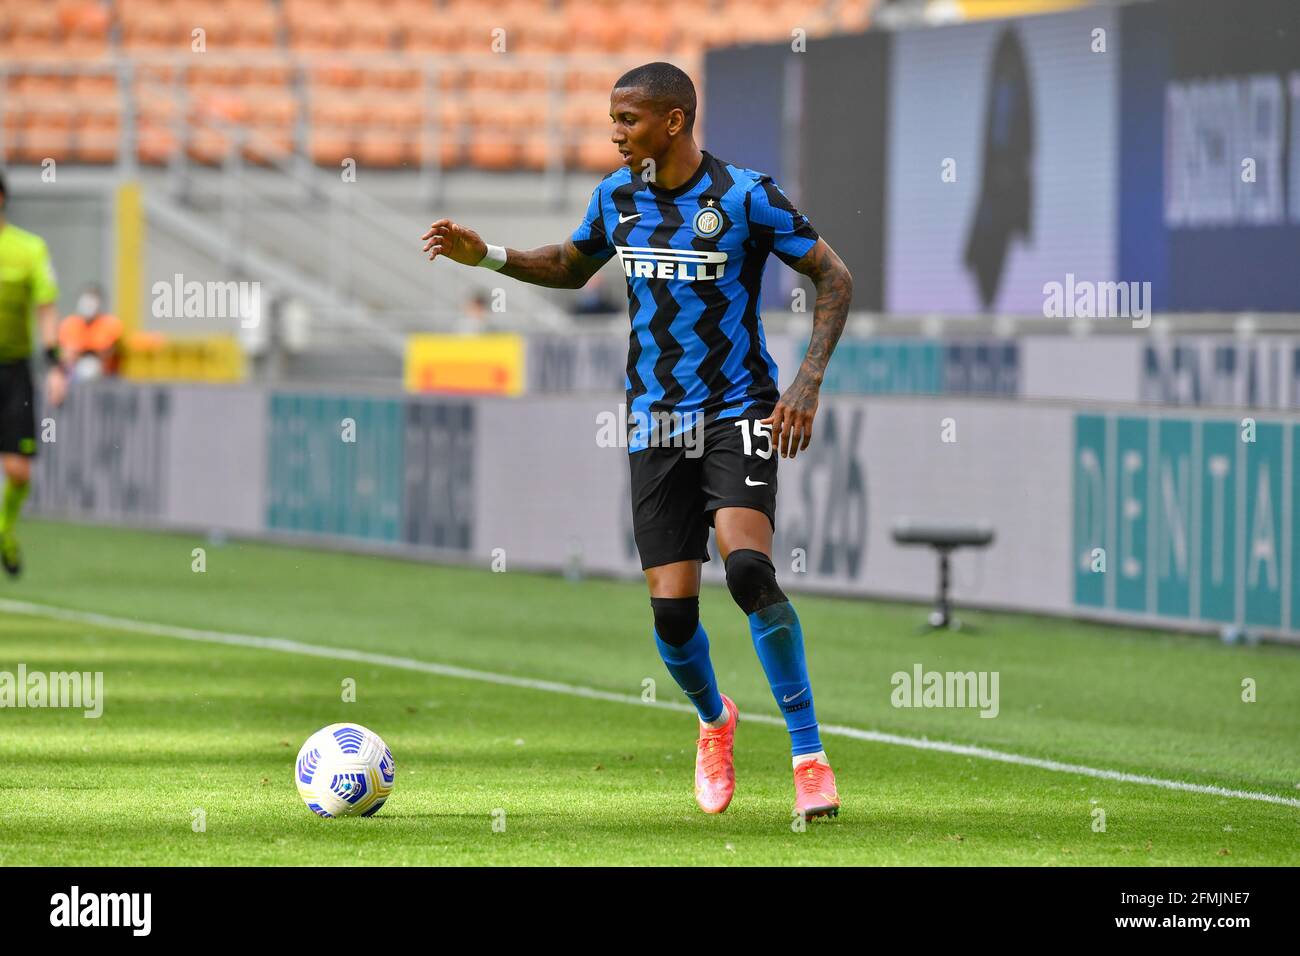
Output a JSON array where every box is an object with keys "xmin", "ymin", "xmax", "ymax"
[{"xmin": 295, "ymin": 723, "xmax": 395, "ymax": 818}]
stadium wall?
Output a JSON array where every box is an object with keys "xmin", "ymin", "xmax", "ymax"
[
  {"xmin": 526, "ymin": 329, "xmax": 1300, "ymax": 412},
  {"xmin": 30, "ymin": 378, "xmax": 1300, "ymax": 643}
]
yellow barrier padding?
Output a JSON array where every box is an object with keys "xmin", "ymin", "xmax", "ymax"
[
  {"xmin": 955, "ymin": 0, "xmax": 1086, "ymax": 19},
  {"xmin": 120, "ymin": 333, "xmax": 245, "ymax": 382},
  {"xmin": 404, "ymin": 333, "xmax": 524, "ymax": 396}
]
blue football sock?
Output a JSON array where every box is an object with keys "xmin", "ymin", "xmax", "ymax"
[
  {"xmin": 749, "ymin": 601, "xmax": 822, "ymax": 756},
  {"xmin": 654, "ymin": 622, "xmax": 725, "ymax": 724}
]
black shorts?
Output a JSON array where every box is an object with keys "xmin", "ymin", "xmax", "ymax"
[
  {"xmin": 0, "ymin": 360, "xmax": 37, "ymax": 457},
  {"xmin": 628, "ymin": 408, "xmax": 778, "ymax": 570}
]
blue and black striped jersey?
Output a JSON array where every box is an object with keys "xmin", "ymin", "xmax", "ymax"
[{"xmin": 570, "ymin": 151, "xmax": 819, "ymax": 452}]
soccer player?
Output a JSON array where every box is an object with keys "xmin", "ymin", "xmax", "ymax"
[
  {"xmin": 421, "ymin": 63, "xmax": 853, "ymax": 818},
  {"xmin": 0, "ymin": 171, "xmax": 67, "ymax": 576}
]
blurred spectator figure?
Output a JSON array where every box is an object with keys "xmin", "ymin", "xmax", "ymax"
[
  {"xmin": 457, "ymin": 288, "xmax": 491, "ymax": 334},
  {"xmin": 59, "ymin": 283, "xmax": 122, "ymax": 379}
]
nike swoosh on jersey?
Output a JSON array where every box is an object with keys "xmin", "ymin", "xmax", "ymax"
[{"xmin": 618, "ymin": 212, "xmax": 642, "ymax": 223}]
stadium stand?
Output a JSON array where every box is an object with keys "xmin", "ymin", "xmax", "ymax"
[{"xmin": 0, "ymin": 0, "xmax": 874, "ymax": 171}]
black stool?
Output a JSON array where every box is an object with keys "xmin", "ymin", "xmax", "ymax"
[{"xmin": 891, "ymin": 519, "xmax": 995, "ymax": 631}]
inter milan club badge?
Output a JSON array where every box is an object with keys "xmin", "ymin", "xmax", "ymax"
[{"xmin": 692, "ymin": 204, "xmax": 724, "ymax": 239}]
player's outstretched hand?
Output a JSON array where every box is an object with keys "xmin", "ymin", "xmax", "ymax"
[
  {"xmin": 761, "ymin": 374, "xmax": 819, "ymax": 460},
  {"xmin": 420, "ymin": 219, "xmax": 488, "ymax": 266}
]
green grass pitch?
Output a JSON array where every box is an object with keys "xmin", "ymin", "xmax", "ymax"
[{"xmin": 1, "ymin": 519, "xmax": 1297, "ymax": 865}]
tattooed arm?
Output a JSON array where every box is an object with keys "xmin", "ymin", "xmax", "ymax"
[
  {"xmin": 499, "ymin": 240, "xmax": 605, "ymax": 289},
  {"xmin": 421, "ymin": 219, "xmax": 604, "ymax": 289},
  {"xmin": 761, "ymin": 238, "xmax": 854, "ymax": 459}
]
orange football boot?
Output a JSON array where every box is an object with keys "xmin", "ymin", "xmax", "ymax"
[
  {"xmin": 793, "ymin": 757, "xmax": 840, "ymax": 819},
  {"xmin": 694, "ymin": 694, "xmax": 738, "ymax": 814}
]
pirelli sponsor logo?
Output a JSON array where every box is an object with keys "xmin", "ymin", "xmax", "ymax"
[{"xmin": 615, "ymin": 246, "xmax": 727, "ymax": 281}]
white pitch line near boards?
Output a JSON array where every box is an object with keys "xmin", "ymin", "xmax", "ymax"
[{"xmin": 3, "ymin": 597, "xmax": 1298, "ymax": 810}]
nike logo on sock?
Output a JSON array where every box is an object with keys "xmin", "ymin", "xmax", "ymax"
[{"xmin": 782, "ymin": 688, "xmax": 808, "ymax": 703}]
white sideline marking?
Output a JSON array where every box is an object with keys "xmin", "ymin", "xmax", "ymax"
[{"xmin": 4, "ymin": 597, "xmax": 1299, "ymax": 810}]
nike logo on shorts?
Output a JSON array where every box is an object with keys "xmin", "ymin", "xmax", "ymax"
[{"xmin": 745, "ymin": 476, "xmax": 768, "ymax": 487}]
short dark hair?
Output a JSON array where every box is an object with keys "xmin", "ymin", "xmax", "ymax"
[{"xmin": 614, "ymin": 62, "xmax": 696, "ymax": 132}]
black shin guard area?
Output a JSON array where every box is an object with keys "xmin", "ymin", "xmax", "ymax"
[
  {"xmin": 724, "ymin": 549, "xmax": 788, "ymax": 614},
  {"xmin": 650, "ymin": 595, "xmax": 700, "ymax": 647}
]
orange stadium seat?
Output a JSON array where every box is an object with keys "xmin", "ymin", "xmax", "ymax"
[
  {"xmin": 415, "ymin": 129, "xmax": 462, "ymax": 170},
  {"xmin": 76, "ymin": 104, "xmax": 121, "ymax": 163},
  {"xmin": 240, "ymin": 86, "xmax": 298, "ymax": 164},
  {"xmin": 186, "ymin": 125, "xmax": 232, "ymax": 165},
  {"xmin": 184, "ymin": 3, "xmax": 241, "ymax": 49},
  {"xmin": 244, "ymin": 123, "xmax": 295, "ymax": 164},
  {"xmin": 0, "ymin": 0, "xmax": 723, "ymax": 172},
  {"xmin": 132, "ymin": 63, "xmax": 179, "ymax": 92},
  {"xmin": 356, "ymin": 131, "xmax": 407, "ymax": 168},
  {"xmin": 370, "ymin": 64, "xmax": 423, "ymax": 92},
  {"xmin": 59, "ymin": 2, "xmax": 113, "ymax": 54},
  {"xmin": 12, "ymin": 73, "xmax": 70, "ymax": 98},
  {"xmin": 562, "ymin": 93, "xmax": 611, "ymax": 134},
  {"xmin": 519, "ymin": 131, "xmax": 559, "ymax": 171},
  {"xmin": 403, "ymin": 17, "xmax": 470, "ymax": 54},
  {"xmin": 286, "ymin": 2, "xmax": 349, "ymax": 53},
  {"xmin": 186, "ymin": 61, "xmax": 245, "ymax": 88},
  {"xmin": 309, "ymin": 92, "xmax": 369, "ymax": 128},
  {"xmin": 356, "ymin": 97, "xmax": 420, "ymax": 167},
  {"xmin": 434, "ymin": 99, "xmax": 469, "ymax": 132},
  {"xmin": 1, "ymin": 104, "xmax": 27, "ymax": 155},
  {"xmin": 194, "ymin": 88, "xmax": 250, "ymax": 125},
  {"xmin": 121, "ymin": 7, "xmax": 187, "ymax": 49},
  {"xmin": 572, "ymin": 137, "xmax": 618, "ymax": 173},
  {"xmin": 10, "ymin": 5, "xmax": 61, "ymax": 48},
  {"xmin": 466, "ymin": 66, "xmax": 533, "ymax": 95},
  {"xmin": 246, "ymin": 63, "xmax": 295, "ymax": 88},
  {"xmin": 136, "ymin": 92, "xmax": 180, "ymax": 133},
  {"xmin": 226, "ymin": 4, "xmax": 281, "ymax": 49},
  {"xmin": 340, "ymin": 0, "xmax": 397, "ymax": 47},
  {"xmin": 565, "ymin": 8, "xmax": 625, "ymax": 54},
  {"xmin": 15, "ymin": 96, "xmax": 77, "ymax": 163},
  {"xmin": 308, "ymin": 124, "xmax": 353, "ymax": 166},
  {"xmin": 466, "ymin": 130, "xmax": 519, "ymax": 170},
  {"xmin": 72, "ymin": 72, "xmax": 117, "ymax": 98},
  {"xmin": 515, "ymin": 17, "xmax": 570, "ymax": 54},
  {"xmin": 137, "ymin": 122, "xmax": 180, "ymax": 165},
  {"xmin": 308, "ymin": 59, "xmax": 364, "ymax": 90},
  {"xmin": 248, "ymin": 91, "xmax": 298, "ymax": 127},
  {"xmin": 514, "ymin": 69, "xmax": 555, "ymax": 95}
]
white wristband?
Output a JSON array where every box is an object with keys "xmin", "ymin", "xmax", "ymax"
[{"xmin": 476, "ymin": 243, "xmax": 507, "ymax": 271}]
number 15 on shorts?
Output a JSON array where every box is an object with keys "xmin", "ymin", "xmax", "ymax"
[{"xmin": 735, "ymin": 419, "xmax": 773, "ymax": 459}]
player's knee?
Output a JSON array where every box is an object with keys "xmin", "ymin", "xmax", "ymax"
[
  {"xmin": 650, "ymin": 595, "xmax": 700, "ymax": 647},
  {"xmin": 4, "ymin": 459, "xmax": 30, "ymax": 486},
  {"xmin": 724, "ymin": 549, "xmax": 787, "ymax": 615}
]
